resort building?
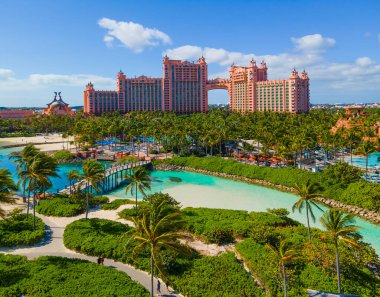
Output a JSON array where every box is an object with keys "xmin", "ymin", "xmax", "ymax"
[
  {"xmin": 84, "ymin": 56, "xmax": 208, "ymax": 114},
  {"xmin": 0, "ymin": 109, "xmax": 35, "ymax": 119},
  {"xmin": 43, "ymin": 92, "xmax": 74, "ymax": 116},
  {"xmin": 84, "ymin": 57, "xmax": 309, "ymax": 115},
  {"xmin": 227, "ymin": 60, "xmax": 310, "ymax": 113}
]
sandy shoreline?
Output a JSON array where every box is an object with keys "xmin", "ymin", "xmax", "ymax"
[{"xmin": 0, "ymin": 134, "xmax": 75, "ymax": 152}]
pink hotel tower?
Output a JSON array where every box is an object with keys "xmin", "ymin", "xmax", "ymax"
[{"xmin": 84, "ymin": 57, "xmax": 309, "ymax": 114}]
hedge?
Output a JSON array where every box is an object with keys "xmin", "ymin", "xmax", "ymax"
[
  {"xmin": 63, "ymin": 218, "xmax": 264, "ymax": 297},
  {"xmin": 0, "ymin": 254, "xmax": 150, "ymax": 297},
  {"xmin": 0, "ymin": 214, "xmax": 45, "ymax": 247},
  {"xmin": 182, "ymin": 207, "xmax": 298, "ymax": 244},
  {"xmin": 170, "ymin": 252, "xmax": 264, "ymax": 297},
  {"xmin": 35, "ymin": 195, "xmax": 109, "ymax": 217}
]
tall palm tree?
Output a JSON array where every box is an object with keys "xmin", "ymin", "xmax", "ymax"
[
  {"xmin": 127, "ymin": 198, "xmax": 185, "ymax": 297},
  {"xmin": 66, "ymin": 169, "xmax": 81, "ymax": 194},
  {"xmin": 320, "ymin": 209, "xmax": 362, "ymax": 294},
  {"xmin": 125, "ymin": 166, "xmax": 151, "ymax": 212},
  {"xmin": 0, "ymin": 169, "xmax": 18, "ymax": 219},
  {"xmin": 9, "ymin": 144, "xmax": 39, "ymax": 215},
  {"xmin": 292, "ymin": 180, "xmax": 323, "ymax": 241},
  {"xmin": 82, "ymin": 159, "xmax": 105, "ymax": 219},
  {"xmin": 357, "ymin": 140, "xmax": 376, "ymax": 181},
  {"xmin": 265, "ymin": 240, "xmax": 298, "ymax": 297},
  {"xmin": 19, "ymin": 152, "xmax": 59, "ymax": 228}
]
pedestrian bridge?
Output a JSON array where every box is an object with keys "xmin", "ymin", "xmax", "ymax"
[{"xmin": 59, "ymin": 160, "xmax": 151, "ymax": 195}]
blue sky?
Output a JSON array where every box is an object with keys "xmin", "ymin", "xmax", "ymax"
[{"xmin": 0, "ymin": 0, "xmax": 380, "ymax": 107}]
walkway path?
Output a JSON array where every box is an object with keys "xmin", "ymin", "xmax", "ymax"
[{"xmin": 0, "ymin": 203, "xmax": 182, "ymax": 297}]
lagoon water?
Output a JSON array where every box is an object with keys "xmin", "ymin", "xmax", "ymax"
[
  {"xmin": 110, "ymin": 170, "xmax": 380, "ymax": 254},
  {"xmin": 1, "ymin": 147, "xmax": 379, "ymax": 254}
]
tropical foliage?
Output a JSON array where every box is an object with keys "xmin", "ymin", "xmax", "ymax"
[
  {"xmin": 35, "ymin": 193, "xmax": 108, "ymax": 217},
  {"xmin": 0, "ymin": 254, "xmax": 150, "ymax": 297},
  {"xmin": 82, "ymin": 159, "xmax": 105, "ymax": 219},
  {"xmin": 0, "ymin": 168, "xmax": 17, "ymax": 219},
  {"xmin": 0, "ymin": 212, "xmax": 44, "ymax": 247}
]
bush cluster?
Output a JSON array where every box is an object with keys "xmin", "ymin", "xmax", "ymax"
[
  {"xmin": 170, "ymin": 252, "xmax": 264, "ymax": 297},
  {"xmin": 35, "ymin": 194, "xmax": 109, "ymax": 217},
  {"xmin": 63, "ymin": 218, "xmax": 265, "ymax": 297},
  {"xmin": 164, "ymin": 157, "xmax": 380, "ymax": 211},
  {"xmin": 0, "ymin": 254, "xmax": 150, "ymax": 297},
  {"xmin": 236, "ymin": 234, "xmax": 380, "ymax": 297},
  {"xmin": 182, "ymin": 207, "xmax": 298, "ymax": 244},
  {"xmin": 53, "ymin": 149, "xmax": 74, "ymax": 161},
  {"xmin": 0, "ymin": 214, "xmax": 45, "ymax": 247}
]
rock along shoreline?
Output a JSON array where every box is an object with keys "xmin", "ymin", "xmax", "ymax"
[{"xmin": 155, "ymin": 164, "xmax": 380, "ymax": 225}]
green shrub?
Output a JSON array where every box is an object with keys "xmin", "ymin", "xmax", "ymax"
[
  {"xmin": 102, "ymin": 198, "xmax": 135, "ymax": 210},
  {"xmin": 63, "ymin": 218, "xmax": 150, "ymax": 270},
  {"xmin": 90, "ymin": 195, "xmax": 109, "ymax": 206},
  {"xmin": 0, "ymin": 254, "xmax": 150, "ymax": 297},
  {"xmin": 170, "ymin": 252, "xmax": 264, "ymax": 297},
  {"xmin": 182, "ymin": 207, "xmax": 297, "ymax": 244},
  {"xmin": 118, "ymin": 207, "xmax": 140, "ymax": 220},
  {"xmin": 36, "ymin": 195, "xmax": 109, "ymax": 217},
  {"xmin": 36, "ymin": 198, "xmax": 84, "ymax": 217},
  {"xmin": 53, "ymin": 149, "xmax": 74, "ymax": 160},
  {"xmin": 0, "ymin": 214, "xmax": 45, "ymax": 247},
  {"xmin": 236, "ymin": 236, "xmax": 380, "ymax": 297},
  {"xmin": 63, "ymin": 218, "xmax": 264, "ymax": 297}
]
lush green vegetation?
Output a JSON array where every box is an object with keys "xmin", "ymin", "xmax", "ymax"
[
  {"xmin": 35, "ymin": 193, "xmax": 108, "ymax": 217},
  {"xmin": 182, "ymin": 207, "xmax": 298, "ymax": 244},
  {"xmin": 163, "ymin": 156, "xmax": 380, "ymax": 212},
  {"xmin": 101, "ymin": 198, "xmax": 135, "ymax": 210},
  {"xmin": 53, "ymin": 149, "xmax": 74, "ymax": 161},
  {"xmin": 63, "ymin": 218, "xmax": 264, "ymax": 296},
  {"xmin": 0, "ymin": 254, "xmax": 150, "ymax": 297},
  {"xmin": 0, "ymin": 213, "xmax": 45, "ymax": 247},
  {"xmin": 171, "ymin": 252, "xmax": 264, "ymax": 297}
]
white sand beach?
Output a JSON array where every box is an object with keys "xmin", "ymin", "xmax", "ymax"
[{"xmin": 0, "ymin": 134, "xmax": 74, "ymax": 152}]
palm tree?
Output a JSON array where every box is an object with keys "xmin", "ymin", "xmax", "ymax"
[
  {"xmin": 82, "ymin": 159, "xmax": 105, "ymax": 219},
  {"xmin": 357, "ymin": 140, "xmax": 376, "ymax": 181},
  {"xmin": 320, "ymin": 208, "xmax": 362, "ymax": 294},
  {"xmin": 265, "ymin": 240, "xmax": 298, "ymax": 297},
  {"xmin": 67, "ymin": 169, "xmax": 81, "ymax": 194},
  {"xmin": 0, "ymin": 169, "xmax": 18, "ymax": 219},
  {"xmin": 19, "ymin": 152, "xmax": 59, "ymax": 228},
  {"xmin": 125, "ymin": 166, "xmax": 151, "ymax": 212},
  {"xmin": 127, "ymin": 197, "xmax": 185, "ymax": 297},
  {"xmin": 9, "ymin": 144, "xmax": 39, "ymax": 215},
  {"xmin": 292, "ymin": 180, "xmax": 323, "ymax": 241}
]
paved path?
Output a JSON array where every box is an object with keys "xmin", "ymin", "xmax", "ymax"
[{"xmin": 0, "ymin": 204, "xmax": 183, "ymax": 297}]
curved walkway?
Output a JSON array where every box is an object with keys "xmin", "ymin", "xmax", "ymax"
[{"xmin": 0, "ymin": 204, "xmax": 183, "ymax": 297}]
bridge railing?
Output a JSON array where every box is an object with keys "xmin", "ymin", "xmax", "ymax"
[{"xmin": 59, "ymin": 160, "xmax": 150, "ymax": 194}]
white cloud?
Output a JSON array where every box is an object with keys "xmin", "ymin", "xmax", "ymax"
[
  {"xmin": 0, "ymin": 72, "xmax": 115, "ymax": 106},
  {"xmin": 98, "ymin": 18, "xmax": 171, "ymax": 53},
  {"xmin": 0, "ymin": 72, "xmax": 114, "ymax": 92},
  {"xmin": 0, "ymin": 68, "xmax": 15, "ymax": 81},
  {"xmin": 355, "ymin": 57, "xmax": 373, "ymax": 67},
  {"xmin": 164, "ymin": 34, "xmax": 380, "ymax": 95},
  {"xmin": 291, "ymin": 34, "xmax": 336, "ymax": 52}
]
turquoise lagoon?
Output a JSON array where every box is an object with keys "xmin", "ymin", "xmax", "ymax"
[
  {"xmin": 110, "ymin": 170, "xmax": 380, "ymax": 254},
  {"xmin": 1, "ymin": 147, "xmax": 379, "ymax": 254}
]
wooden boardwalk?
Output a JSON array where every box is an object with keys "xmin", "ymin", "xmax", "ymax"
[{"xmin": 59, "ymin": 160, "xmax": 151, "ymax": 195}]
